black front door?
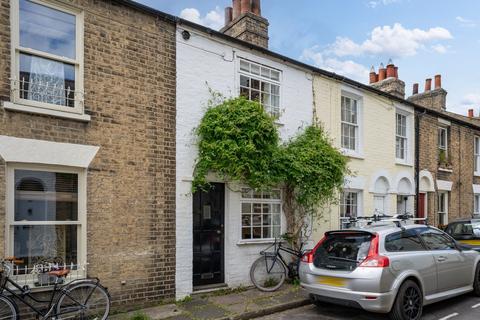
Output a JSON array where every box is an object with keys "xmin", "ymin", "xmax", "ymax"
[{"xmin": 193, "ymin": 183, "xmax": 225, "ymax": 287}]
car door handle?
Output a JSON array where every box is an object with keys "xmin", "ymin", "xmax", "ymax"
[{"xmin": 437, "ymin": 256, "xmax": 447, "ymax": 262}]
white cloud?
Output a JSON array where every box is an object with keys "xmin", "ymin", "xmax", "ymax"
[
  {"xmin": 301, "ymin": 47, "xmax": 370, "ymax": 82},
  {"xmin": 180, "ymin": 6, "xmax": 224, "ymax": 30},
  {"xmin": 329, "ymin": 23, "xmax": 453, "ymax": 58},
  {"xmin": 456, "ymin": 16, "xmax": 476, "ymax": 28},
  {"xmin": 461, "ymin": 93, "xmax": 480, "ymax": 107},
  {"xmin": 367, "ymin": 0, "xmax": 401, "ymax": 8},
  {"xmin": 431, "ymin": 44, "xmax": 448, "ymax": 54}
]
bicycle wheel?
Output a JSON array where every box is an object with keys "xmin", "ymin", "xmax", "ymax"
[
  {"xmin": 250, "ymin": 255, "xmax": 286, "ymax": 292},
  {"xmin": 0, "ymin": 295, "xmax": 18, "ymax": 320},
  {"xmin": 55, "ymin": 282, "xmax": 110, "ymax": 320}
]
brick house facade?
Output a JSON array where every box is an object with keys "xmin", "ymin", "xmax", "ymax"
[
  {"xmin": 408, "ymin": 78, "xmax": 480, "ymax": 227},
  {"xmin": 0, "ymin": 0, "xmax": 176, "ymax": 311}
]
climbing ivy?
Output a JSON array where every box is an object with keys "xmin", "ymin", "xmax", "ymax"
[{"xmin": 193, "ymin": 96, "xmax": 349, "ymax": 248}]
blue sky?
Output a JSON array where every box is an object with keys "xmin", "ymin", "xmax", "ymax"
[{"xmin": 136, "ymin": 0, "xmax": 480, "ymax": 115}]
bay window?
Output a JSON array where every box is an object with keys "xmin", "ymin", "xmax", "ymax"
[
  {"xmin": 10, "ymin": 0, "xmax": 84, "ymax": 114},
  {"xmin": 7, "ymin": 165, "xmax": 86, "ymax": 276},
  {"xmin": 241, "ymin": 188, "xmax": 281, "ymax": 240}
]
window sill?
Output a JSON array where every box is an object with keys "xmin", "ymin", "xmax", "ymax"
[
  {"xmin": 474, "ymin": 172, "xmax": 480, "ymax": 177},
  {"xmin": 237, "ymin": 239, "xmax": 277, "ymax": 246},
  {"xmin": 2, "ymin": 101, "xmax": 91, "ymax": 122},
  {"xmin": 341, "ymin": 149, "xmax": 364, "ymax": 160},
  {"xmin": 395, "ymin": 160, "xmax": 413, "ymax": 167},
  {"xmin": 438, "ymin": 167, "xmax": 453, "ymax": 173}
]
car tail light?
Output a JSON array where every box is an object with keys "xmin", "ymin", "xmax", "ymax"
[
  {"xmin": 359, "ymin": 234, "xmax": 390, "ymax": 268},
  {"xmin": 301, "ymin": 235, "xmax": 326, "ymax": 264}
]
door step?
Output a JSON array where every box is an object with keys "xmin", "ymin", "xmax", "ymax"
[{"xmin": 193, "ymin": 283, "xmax": 228, "ymax": 294}]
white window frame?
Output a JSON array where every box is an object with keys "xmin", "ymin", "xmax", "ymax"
[
  {"xmin": 9, "ymin": 0, "xmax": 85, "ymax": 116},
  {"xmin": 340, "ymin": 190, "xmax": 362, "ymax": 228},
  {"xmin": 238, "ymin": 59, "xmax": 281, "ymax": 118},
  {"xmin": 239, "ymin": 188, "xmax": 282, "ymax": 242},
  {"xmin": 5, "ymin": 163, "xmax": 87, "ymax": 286},
  {"xmin": 395, "ymin": 113, "xmax": 407, "ymax": 160},
  {"xmin": 475, "ymin": 194, "xmax": 480, "ymax": 215},
  {"xmin": 475, "ymin": 136, "xmax": 480, "ymax": 176},
  {"xmin": 438, "ymin": 127, "xmax": 448, "ymax": 153},
  {"xmin": 340, "ymin": 90, "xmax": 363, "ymax": 158},
  {"xmin": 437, "ymin": 191, "xmax": 448, "ymax": 225}
]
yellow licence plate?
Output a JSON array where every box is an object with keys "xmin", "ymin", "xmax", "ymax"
[
  {"xmin": 317, "ymin": 276, "xmax": 347, "ymax": 287},
  {"xmin": 459, "ymin": 239, "xmax": 480, "ymax": 246}
]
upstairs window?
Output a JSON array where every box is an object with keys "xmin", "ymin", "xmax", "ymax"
[
  {"xmin": 438, "ymin": 127, "xmax": 448, "ymax": 165},
  {"xmin": 396, "ymin": 113, "xmax": 407, "ymax": 160},
  {"xmin": 475, "ymin": 137, "xmax": 480, "ymax": 175},
  {"xmin": 239, "ymin": 60, "xmax": 281, "ymax": 118},
  {"xmin": 341, "ymin": 96, "xmax": 359, "ymax": 152},
  {"xmin": 11, "ymin": 0, "xmax": 84, "ymax": 113}
]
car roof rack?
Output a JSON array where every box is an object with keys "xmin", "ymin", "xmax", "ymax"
[{"xmin": 340, "ymin": 212, "xmax": 429, "ymax": 229}]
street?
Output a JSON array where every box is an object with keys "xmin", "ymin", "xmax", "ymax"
[{"xmin": 258, "ymin": 294, "xmax": 480, "ymax": 320}]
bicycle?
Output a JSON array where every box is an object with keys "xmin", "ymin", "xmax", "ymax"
[
  {"xmin": 0, "ymin": 257, "xmax": 111, "ymax": 319},
  {"xmin": 249, "ymin": 238, "xmax": 306, "ymax": 292}
]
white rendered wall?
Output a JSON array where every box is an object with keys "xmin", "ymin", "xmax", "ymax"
[{"xmin": 175, "ymin": 26, "xmax": 313, "ymax": 298}]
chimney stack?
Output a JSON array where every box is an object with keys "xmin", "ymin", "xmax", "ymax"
[
  {"xmin": 221, "ymin": 0, "xmax": 269, "ymax": 48},
  {"xmin": 468, "ymin": 109, "xmax": 474, "ymax": 118},
  {"xmin": 407, "ymin": 74, "xmax": 447, "ymax": 111},
  {"xmin": 412, "ymin": 83, "xmax": 419, "ymax": 95},
  {"xmin": 225, "ymin": 7, "xmax": 233, "ymax": 26},
  {"xmin": 369, "ymin": 60, "xmax": 405, "ymax": 99}
]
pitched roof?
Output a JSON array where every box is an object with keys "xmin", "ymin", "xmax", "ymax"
[{"xmin": 115, "ymin": 0, "xmax": 480, "ymax": 131}]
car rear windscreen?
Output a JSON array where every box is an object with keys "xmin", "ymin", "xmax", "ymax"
[{"xmin": 313, "ymin": 232, "xmax": 373, "ymax": 271}]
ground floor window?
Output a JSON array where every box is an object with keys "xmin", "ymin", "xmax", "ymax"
[
  {"xmin": 437, "ymin": 192, "xmax": 448, "ymax": 226},
  {"xmin": 475, "ymin": 194, "xmax": 480, "ymax": 215},
  {"xmin": 373, "ymin": 195, "xmax": 386, "ymax": 215},
  {"xmin": 340, "ymin": 191, "xmax": 360, "ymax": 229},
  {"xmin": 241, "ymin": 188, "xmax": 281, "ymax": 240},
  {"xmin": 7, "ymin": 165, "xmax": 86, "ymax": 273}
]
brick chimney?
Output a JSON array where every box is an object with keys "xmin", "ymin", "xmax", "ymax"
[
  {"xmin": 220, "ymin": 0, "xmax": 269, "ymax": 48},
  {"xmin": 407, "ymin": 74, "xmax": 447, "ymax": 111},
  {"xmin": 369, "ymin": 59, "xmax": 405, "ymax": 99}
]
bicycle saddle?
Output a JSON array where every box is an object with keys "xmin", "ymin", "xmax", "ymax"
[{"xmin": 48, "ymin": 269, "xmax": 70, "ymax": 277}]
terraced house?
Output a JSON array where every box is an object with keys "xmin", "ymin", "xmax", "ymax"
[
  {"xmin": 313, "ymin": 62, "xmax": 416, "ymax": 237},
  {"xmin": 0, "ymin": 0, "xmax": 176, "ymax": 309}
]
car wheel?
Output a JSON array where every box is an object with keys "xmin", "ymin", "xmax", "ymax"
[
  {"xmin": 389, "ymin": 280, "xmax": 423, "ymax": 320},
  {"xmin": 474, "ymin": 263, "xmax": 480, "ymax": 296}
]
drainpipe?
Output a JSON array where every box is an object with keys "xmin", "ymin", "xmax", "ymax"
[{"xmin": 415, "ymin": 112, "xmax": 421, "ymax": 218}]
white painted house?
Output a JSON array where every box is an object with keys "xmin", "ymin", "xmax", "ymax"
[{"xmin": 175, "ymin": 2, "xmax": 313, "ymax": 298}]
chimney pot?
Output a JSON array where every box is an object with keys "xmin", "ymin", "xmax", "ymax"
[
  {"xmin": 232, "ymin": 0, "xmax": 241, "ymax": 19},
  {"xmin": 434, "ymin": 74, "xmax": 442, "ymax": 89},
  {"xmin": 394, "ymin": 66, "xmax": 398, "ymax": 79},
  {"xmin": 425, "ymin": 78, "xmax": 432, "ymax": 92},
  {"xmin": 252, "ymin": 0, "xmax": 261, "ymax": 15},
  {"xmin": 386, "ymin": 63, "xmax": 395, "ymax": 78},
  {"xmin": 240, "ymin": 0, "xmax": 251, "ymax": 14},
  {"xmin": 378, "ymin": 66, "xmax": 386, "ymax": 81},
  {"xmin": 413, "ymin": 83, "xmax": 419, "ymax": 95},
  {"xmin": 468, "ymin": 109, "xmax": 474, "ymax": 118},
  {"xmin": 369, "ymin": 69, "xmax": 378, "ymax": 84},
  {"xmin": 225, "ymin": 7, "xmax": 233, "ymax": 26}
]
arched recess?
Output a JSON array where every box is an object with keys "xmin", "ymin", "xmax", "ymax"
[
  {"xmin": 419, "ymin": 170, "xmax": 435, "ymax": 192},
  {"xmin": 373, "ymin": 176, "xmax": 390, "ymax": 194}
]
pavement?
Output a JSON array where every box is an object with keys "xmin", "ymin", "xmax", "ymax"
[
  {"xmin": 111, "ymin": 284, "xmax": 310, "ymax": 320},
  {"xmin": 257, "ymin": 293, "xmax": 480, "ymax": 320}
]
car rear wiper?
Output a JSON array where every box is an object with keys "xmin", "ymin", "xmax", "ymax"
[{"xmin": 327, "ymin": 256, "xmax": 359, "ymax": 263}]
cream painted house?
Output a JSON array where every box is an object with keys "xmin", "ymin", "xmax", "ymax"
[{"xmin": 313, "ymin": 71, "xmax": 416, "ymax": 237}]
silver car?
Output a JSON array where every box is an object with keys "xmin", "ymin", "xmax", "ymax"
[{"xmin": 299, "ymin": 222, "xmax": 480, "ymax": 320}]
